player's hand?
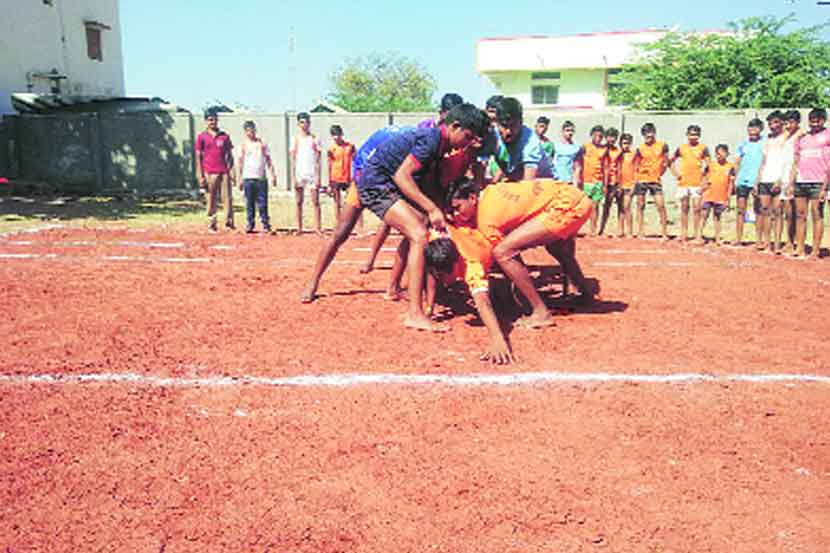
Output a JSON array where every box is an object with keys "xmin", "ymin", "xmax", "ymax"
[
  {"xmin": 481, "ymin": 339, "xmax": 515, "ymax": 365},
  {"xmin": 820, "ymin": 190, "xmax": 827, "ymax": 202},
  {"xmin": 428, "ymin": 207, "xmax": 447, "ymax": 231},
  {"xmin": 198, "ymin": 175, "xmax": 207, "ymax": 189}
]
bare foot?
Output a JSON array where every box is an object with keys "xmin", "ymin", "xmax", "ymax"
[
  {"xmin": 359, "ymin": 262, "xmax": 374, "ymax": 274},
  {"xmin": 514, "ymin": 313, "xmax": 556, "ymax": 329},
  {"xmin": 383, "ymin": 289, "xmax": 402, "ymax": 301},
  {"xmin": 300, "ymin": 288, "xmax": 318, "ymax": 304},
  {"xmin": 403, "ymin": 314, "xmax": 448, "ymax": 332}
]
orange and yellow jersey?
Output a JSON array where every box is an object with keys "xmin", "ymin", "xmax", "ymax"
[
  {"xmin": 636, "ymin": 140, "xmax": 669, "ymax": 183},
  {"xmin": 702, "ymin": 161, "xmax": 735, "ymax": 204},
  {"xmin": 476, "ymin": 179, "xmax": 586, "ymax": 245},
  {"xmin": 606, "ymin": 145, "xmax": 623, "ymax": 185},
  {"xmin": 582, "ymin": 142, "xmax": 607, "ymax": 183},
  {"xmin": 675, "ymin": 143, "xmax": 710, "ymax": 187},
  {"xmin": 620, "ymin": 150, "xmax": 637, "ymax": 189},
  {"xmin": 443, "ymin": 225, "xmax": 493, "ymax": 294},
  {"xmin": 327, "ymin": 141, "xmax": 356, "ymax": 183}
]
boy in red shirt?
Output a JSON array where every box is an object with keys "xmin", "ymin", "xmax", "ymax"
[
  {"xmin": 327, "ymin": 125, "xmax": 356, "ymax": 224},
  {"xmin": 195, "ymin": 111, "xmax": 235, "ymax": 232}
]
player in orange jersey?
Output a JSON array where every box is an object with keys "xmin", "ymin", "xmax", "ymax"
[
  {"xmin": 599, "ymin": 127, "xmax": 624, "ymax": 237},
  {"xmin": 670, "ymin": 125, "xmax": 710, "ymax": 243},
  {"xmin": 633, "ymin": 122, "xmax": 670, "ymax": 240},
  {"xmin": 699, "ymin": 144, "xmax": 735, "ymax": 246},
  {"xmin": 581, "ymin": 125, "xmax": 607, "ymax": 236}
]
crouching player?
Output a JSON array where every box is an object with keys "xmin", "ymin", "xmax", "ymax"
[
  {"xmin": 426, "ymin": 178, "xmax": 595, "ymax": 362},
  {"xmin": 299, "ymin": 104, "xmax": 490, "ymax": 332}
]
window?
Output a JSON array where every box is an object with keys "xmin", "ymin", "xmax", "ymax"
[
  {"xmin": 531, "ymin": 85, "xmax": 559, "ymax": 105},
  {"xmin": 86, "ymin": 26, "xmax": 102, "ymax": 61},
  {"xmin": 84, "ymin": 21, "xmax": 111, "ymax": 62},
  {"xmin": 532, "ymin": 71, "xmax": 561, "ymax": 80}
]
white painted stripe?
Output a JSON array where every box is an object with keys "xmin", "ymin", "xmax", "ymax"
[
  {"xmin": 0, "ymin": 253, "xmax": 39, "ymax": 259},
  {"xmin": 117, "ymin": 241, "xmax": 186, "ymax": 249},
  {"xmin": 0, "ymin": 224, "xmax": 64, "ymax": 238},
  {"xmin": 594, "ymin": 261, "xmax": 698, "ymax": 268},
  {"xmin": 7, "ymin": 240, "xmax": 34, "ymax": 246},
  {"xmin": 0, "ymin": 371, "xmax": 828, "ymax": 388},
  {"xmin": 210, "ymin": 245, "xmax": 235, "ymax": 250}
]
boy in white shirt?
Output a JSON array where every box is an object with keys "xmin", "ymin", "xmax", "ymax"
[
  {"xmin": 237, "ymin": 121, "xmax": 276, "ymax": 233},
  {"xmin": 291, "ymin": 112, "xmax": 322, "ymax": 234}
]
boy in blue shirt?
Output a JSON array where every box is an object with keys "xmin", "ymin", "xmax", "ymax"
[
  {"xmin": 734, "ymin": 118, "xmax": 765, "ymax": 246},
  {"xmin": 552, "ymin": 120, "xmax": 583, "ymax": 185},
  {"xmin": 300, "ymin": 104, "xmax": 490, "ymax": 333},
  {"xmin": 489, "ymin": 97, "xmax": 553, "ymax": 182}
]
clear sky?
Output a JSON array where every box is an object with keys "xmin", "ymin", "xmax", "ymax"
[{"xmin": 121, "ymin": 0, "xmax": 829, "ymax": 112}]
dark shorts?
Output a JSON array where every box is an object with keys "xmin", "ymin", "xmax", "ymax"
[
  {"xmin": 331, "ymin": 181, "xmax": 351, "ymax": 191},
  {"xmin": 605, "ymin": 184, "xmax": 622, "ymax": 198},
  {"xmin": 634, "ymin": 182, "xmax": 662, "ymax": 196},
  {"xmin": 735, "ymin": 186, "xmax": 753, "ymax": 199},
  {"xmin": 357, "ymin": 185, "xmax": 404, "ymax": 220},
  {"xmin": 795, "ymin": 182, "xmax": 822, "ymax": 200},
  {"xmin": 701, "ymin": 201, "xmax": 727, "ymax": 216},
  {"xmin": 758, "ymin": 182, "xmax": 780, "ymax": 196}
]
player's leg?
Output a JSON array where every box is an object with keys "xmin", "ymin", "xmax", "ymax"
[
  {"xmin": 545, "ymin": 237, "xmax": 593, "ymax": 303},
  {"xmin": 713, "ymin": 206, "xmax": 723, "ymax": 245},
  {"xmin": 794, "ymin": 194, "xmax": 808, "ymax": 257},
  {"xmin": 300, "ymin": 203, "xmax": 364, "ymax": 303},
  {"xmin": 333, "ymin": 185, "xmax": 343, "ymax": 225},
  {"xmin": 243, "ymin": 179, "xmax": 255, "ymax": 232},
  {"xmin": 295, "ymin": 183, "xmax": 304, "ymax": 234},
  {"xmin": 758, "ymin": 189, "xmax": 772, "ymax": 251},
  {"xmin": 311, "ymin": 186, "xmax": 322, "ymax": 234},
  {"xmin": 787, "ymin": 198, "xmax": 797, "ymax": 253},
  {"xmin": 679, "ymin": 193, "xmax": 690, "ymax": 242},
  {"xmin": 699, "ymin": 204, "xmax": 711, "ymax": 243},
  {"xmin": 599, "ymin": 187, "xmax": 613, "ymax": 236},
  {"xmin": 653, "ymin": 188, "xmax": 669, "ymax": 240},
  {"xmin": 770, "ymin": 194, "xmax": 782, "ymax": 253},
  {"xmin": 220, "ymin": 173, "xmax": 234, "ymax": 230},
  {"xmin": 258, "ymin": 179, "xmax": 271, "ymax": 232},
  {"xmin": 385, "ymin": 238, "xmax": 409, "ymax": 300},
  {"xmin": 692, "ymin": 193, "xmax": 703, "ymax": 242},
  {"xmin": 382, "ymin": 200, "xmax": 446, "ymax": 332},
  {"xmin": 808, "ymin": 196, "xmax": 824, "ymax": 259},
  {"xmin": 361, "ymin": 223, "xmax": 391, "ymax": 274},
  {"xmin": 635, "ymin": 185, "xmax": 646, "ymax": 238},
  {"xmin": 206, "ymin": 173, "xmax": 220, "ymax": 232},
  {"xmin": 736, "ymin": 194, "xmax": 748, "ymax": 246},
  {"xmin": 621, "ymin": 190, "xmax": 632, "ymax": 238}
]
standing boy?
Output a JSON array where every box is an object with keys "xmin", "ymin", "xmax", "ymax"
[
  {"xmin": 535, "ymin": 116, "xmax": 555, "ymax": 157},
  {"xmin": 792, "ymin": 108, "xmax": 829, "ymax": 259},
  {"xmin": 757, "ymin": 111, "xmax": 787, "ymax": 252},
  {"xmin": 291, "ymin": 112, "xmax": 322, "ymax": 234},
  {"xmin": 618, "ymin": 133, "xmax": 637, "ymax": 238},
  {"xmin": 327, "ymin": 125, "xmax": 356, "ymax": 224},
  {"xmin": 419, "ymin": 93, "xmax": 464, "ymax": 129},
  {"xmin": 670, "ymin": 125, "xmax": 710, "ymax": 243},
  {"xmin": 581, "ymin": 125, "xmax": 607, "ymax": 235},
  {"xmin": 633, "ymin": 122, "xmax": 670, "ymax": 240},
  {"xmin": 552, "ymin": 121, "xmax": 583, "ymax": 185},
  {"xmin": 700, "ymin": 144, "xmax": 735, "ymax": 246},
  {"xmin": 237, "ymin": 121, "xmax": 275, "ymax": 233},
  {"xmin": 734, "ymin": 118, "xmax": 765, "ymax": 246},
  {"xmin": 195, "ymin": 111, "xmax": 235, "ymax": 232},
  {"xmin": 599, "ymin": 128, "xmax": 624, "ymax": 237},
  {"xmin": 777, "ymin": 110, "xmax": 803, "ymax": 254}
]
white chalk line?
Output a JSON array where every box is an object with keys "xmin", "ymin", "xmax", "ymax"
[
  {"xmin": 594, "ymin": 261, "xmax": 698, "ymax": 268},
  {"xmin": 0, "ymin": 252, "xmax": 210, "ymax": 263},
  {"xmin": 0, "ymin": 224, "xmax": 65, "ymax": 239},
  {"xmin": 1, "ymin": 371, "xmax": 829, "ymax": 388}
]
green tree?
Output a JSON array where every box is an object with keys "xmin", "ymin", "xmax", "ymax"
[
  {"xmin": 611, "ymin": 16, "xmax": 830, "ymax": 109},
  {"xmin": 328, "ymin": 52, "xmax": 437, "ymax": 112}
]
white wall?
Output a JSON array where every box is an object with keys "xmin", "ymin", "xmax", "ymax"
[{"xmin": 0, "ymin": 0, "xmax": 125, "ymax": 114}]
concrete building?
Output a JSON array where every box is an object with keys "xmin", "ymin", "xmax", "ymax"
[
  {"xmin": 476, "ymin": 30, "xmax": 669, "ymax": 110},
  {"xmin": 0, "ymin": 0, "xmax": 125, "ymax": 114}
]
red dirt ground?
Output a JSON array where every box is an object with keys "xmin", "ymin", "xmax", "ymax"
[{"xmin": 1, "ymin": 226, "xmax": 829, "ymax": 552}]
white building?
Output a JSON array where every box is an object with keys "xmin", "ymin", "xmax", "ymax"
[
  {"xmin": 476, "ymin": 30, "xmax": 669, "ymax": 110},
  {"xmin": 0, "ymin": 0, "xmax": 125, "ymax": 114}
]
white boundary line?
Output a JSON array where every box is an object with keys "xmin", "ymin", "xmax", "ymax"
[
  {"xmin": 0, "ymin": 223, "xmax": 64, "ymax": 239},
  {"xmin": 1, "ymin": 371, "xmax": 829, "ymax": 388}
]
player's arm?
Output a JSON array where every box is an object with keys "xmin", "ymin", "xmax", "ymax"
[
  {"xmin": 313, "ymin": 137, "xmax": 321, "ymax": 186},
  {"xmin": 727, "ymin": 170, "xmax": 736, "ymax": 210},
  {"xmin": 393, "ymin": 156, "xmax": 446, "ymax": 230},
  {"xmin": 195, "ymin": 144, "xmax": 206, "ymax": 188},
  {"xmin": 522, "ymin": 165, "xmax": 538, "ymax": 180},
  {"xmin": 326, "ymin": 148, "xmax": 335, "ymax": 191},
  {"xmin": 520, "ymin": 141, "xmax": 544, "ymax": 180},
  {"xmin": 659, "ymin": 144, "xmax": 670, "ymax": 177},
  {"xmin": 669, "ymin": 148, "xmax": 680, "ymax": 179},
  {"xmin": 472, "ymin": 290, "xmax": 514, "ymax": 365},
  {"xmin": 602, "ymin": 152, "xmax": 610, "ymax": 189},
  {"xmin": 572, "ymin": 150, "xmax": 583, "ymax": 186},
  {"xmin": 289, "ymin": 136, "xmax": 298, "ymax": 189},
  {"xmin": 754, "ymin": 150, "xmax": 766, "ymax": 196},
  {"xmin": 632, "ymin": 150, "xmax": 641, "ymax": 180}
]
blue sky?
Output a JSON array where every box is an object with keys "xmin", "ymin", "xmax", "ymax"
[{"xmin": 121, "ymin": 0, "xmax": 829, "ymax": 112}]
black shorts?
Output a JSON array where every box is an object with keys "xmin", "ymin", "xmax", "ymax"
[
  {"xmin": 331, "ymin": 181, "xmax": 351, "ymax": 191},
  {"xmin": 795, "ymin": 182, "xmax": 822, "ymax": 200},
  {"xmin": 758, "ymin": 182, "xmax": 781, "ymax": 196},
  {"xmin": 634, "ymin": 182, "xmax": 662, "ymax": 196},
  {"xmin": 357, "ymin": 185, "xmax": 404, "ymax": 220},
  {"xmin": 701, "ymin": 201, "xmax": 727, "ymax": 216},
  {"xmin": 606, "ymin": 184, "xmax": 621, "ymax": 197},
  {"xmin": 735, "ymin": 186, "xmax": 753, "ymax": 199}
]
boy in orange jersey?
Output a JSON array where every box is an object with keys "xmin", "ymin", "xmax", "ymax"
[
  {"xmin": 327, "ymin": 125, "xmax": 357, "ymax": 224},
  {"xmin": 699, "ymin": 144, "xmax": 735, "ymax": 246},
  {"xmin": 432, "ymin": 179, "xmax": 595, "ymax": 346},
  {"xmin": 670, "ymin": 125, "xmax": 710, "ymax": 243},
  {"xmin": 633, "ymin": 122, "xmax": 670, "ymax": 240},
  {"xmin": 581, "ymin": 125, "xmax": 607, "ymax": 236},
  {"xmin": 599, "ymin": 127, "xmax": 624, "ymax": 237},
  {"xmin": 617, "ymin": 133, "xmax": 637, "ymax": 237}
]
